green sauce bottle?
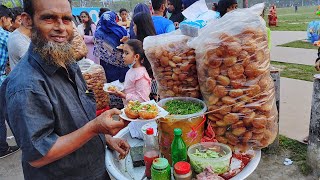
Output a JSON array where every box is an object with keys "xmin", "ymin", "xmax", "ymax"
[
  {"xmin": 171, "ymin": 128, "xmax": 187, "ymax": 166},
  {"xmin": 151, "ymin": 158, "xmax": 171, "ymax": 180}
]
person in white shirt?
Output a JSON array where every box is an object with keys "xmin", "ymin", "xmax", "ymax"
[{"xmin": 8, "ymin": 11, "xmax": 31, "ymax": 70}]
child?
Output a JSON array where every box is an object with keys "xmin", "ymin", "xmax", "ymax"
[
  {"xmin": 110, "ymin": 39, "xmax": 152, "ymax": 104},
  {"xmin": 109, "ymin": 39, "xmax": 152, "ymax": 139}
]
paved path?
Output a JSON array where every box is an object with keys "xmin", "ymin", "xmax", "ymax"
[
  {"xmin": 279, "ymin": 77, "xmax": 313, "ymax": 142},
  {"xmin": 271, "ymin": 31, "xmax": 318, "ymax": 66}
]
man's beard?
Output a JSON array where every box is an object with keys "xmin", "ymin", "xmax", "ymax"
[{"xmin": 31, "ymin": 26, "xmax": 75, "ymax": 67}]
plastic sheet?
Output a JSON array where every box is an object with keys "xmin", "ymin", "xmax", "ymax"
[
  {"xmin": 144, "ymin": 34, "xmax": 201, "ymax": 99},
  {"xmin": 78, "ymin": 59, "xmax": 109, "ymax": 110}
]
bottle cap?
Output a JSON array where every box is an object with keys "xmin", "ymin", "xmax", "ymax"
[
  {"xmin": 174, "ymin": 161, "xmax": 191, "ymax": 175},
  {"xmin": 152, "ymin": 158, "xmax": 169, "ymax": 170},
  {"xmin": 146, "ymin": 128, "xmax": 154, "ymax": 135},
  {"xmin": 174, "ymin": 128, "xmax": 182, "ymax": 136}
]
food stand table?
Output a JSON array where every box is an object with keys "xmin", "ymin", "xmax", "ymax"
[{"xmin": 106, "ymin": 127, "xmax": 261, "ymax": 180}]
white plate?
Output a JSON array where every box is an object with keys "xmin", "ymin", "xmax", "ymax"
[
  {"xmin": 103, "ymin": 80, "xmax": 124, "ymax": 92},
  {"xmin": 119, "ymin": 100, "xmax": 169, "ymax": 122}
]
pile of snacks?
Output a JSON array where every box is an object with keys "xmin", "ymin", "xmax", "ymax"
[
  {"xmin": 79, "ymin": 59, "xmax": 110, "ymax": 110},
  {"xmin": 189, "ymin": 8, "xmax": 278, "ymax": 151},
  {"xmin": 144, "ymin": 35, "xmax": 201, "ymax": 99}
]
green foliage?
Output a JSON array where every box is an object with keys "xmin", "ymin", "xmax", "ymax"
[
  {"xmin": 271, "ymin": 61, "xmax": 318, "ymax": 82},
  {"xmin": 278, "ymin": 40, "xmax": 318, "ymax": 50},
  {"xmin": 265, "ymin": 6, "xmax": 318, "ymax": 31},
  {"xmin": 1, "ymin": 0, "xmax": 21, "ymax": 8}
]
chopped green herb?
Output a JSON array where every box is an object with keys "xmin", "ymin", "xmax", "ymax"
[{"xmin": 163, "ymin": 100, "xmax": 203, "ymax": 115}]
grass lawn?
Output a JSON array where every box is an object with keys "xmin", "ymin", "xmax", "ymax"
[
  {"xmin": 266, "ymin": 6, "xmax": 319, "ymax": 31},
  {"xmin": 277, "ymin": 40, "xmax": 318, "ymax": 49},
  {"xmin": 271, "ymin": 61, "xmax": 318, "ymax": 82}
]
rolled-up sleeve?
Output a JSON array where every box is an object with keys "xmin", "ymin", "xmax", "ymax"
[{"xmin": 6, "ymin": 89, "xmax": 58, "ymax": 162}]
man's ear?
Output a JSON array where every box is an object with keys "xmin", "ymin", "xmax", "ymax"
[
  {"xmin": 0, "ymin": 16, "xmax": 4, "ymax": 24},
  {"xmin": 21, "ymin": 12, "xmax": 32, "ymax": 29}
]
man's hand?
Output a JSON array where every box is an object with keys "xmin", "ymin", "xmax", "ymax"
[
  {"xmin": 316, "ymin": 58, "xmax": 320, "ymax": 71},
  {"xmin": 91, "ymin": 108, "xmax": 126, "ymax": 135},
  {"xmin": 106, "ymin": 135, "xmax": 130, "ymax": 159}
]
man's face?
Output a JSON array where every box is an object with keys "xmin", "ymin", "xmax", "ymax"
[
  {"xmin": 120, "ymin": 11, "xmax": 127, "ymax": 21},
  {"xmin": 1, "ymin": 16, "xmax": 12, "ymax": 31},
  {"xmin": 31, "ymin": 0, "xmax": 74, "ymax": 66},
  {"xmin": 11, "ymin": 15, "xmax": 22, "ymax": 30},
  {"xmin": 32, "ymin": 0, "xmax": 73, "ymax": 44}
]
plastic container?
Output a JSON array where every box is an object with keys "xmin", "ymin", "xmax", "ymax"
[
  {"xmin": 171, "ymin": 128, "xmax": 187, "ymax": 166},
  {"xmin": 157, "ymin": 97, "xmax": 207, "ymax": 164},
  {"xmin": 187, "ymin": 142, "xmax": 232, "ymax": 174},
  {"xmin": 174, "ymin": 161, "xmax": 192, "ymax": 180},
  {"xmin": 143, "ymin": 128, "xmax": 160, "ymax": 178},
  {"xmin": 151, "ymin": 158, "xmax": 171, "ymax": 180}
]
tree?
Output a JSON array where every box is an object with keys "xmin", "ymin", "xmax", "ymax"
[{"xmin": 1, "ymin": 0, "xmax": 21, "ymax": 7}]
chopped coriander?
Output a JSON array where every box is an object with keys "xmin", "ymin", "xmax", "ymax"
[{"xmin": 163, "ymin": 100, "xmax": 203, "ymax": 115}]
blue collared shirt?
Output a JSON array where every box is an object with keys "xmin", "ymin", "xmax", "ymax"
[
  {"xmin": 0, "ymin": 27, "xmax": 10, "ymax": 85},
  {"xmin": 0, "ymin": 44, "xmax": 108, "ymax": 180}
]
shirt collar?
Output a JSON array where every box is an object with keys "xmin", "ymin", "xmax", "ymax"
[{"xmin": 29, "ymin": 43, "xmax": 78, "ymax": 76}]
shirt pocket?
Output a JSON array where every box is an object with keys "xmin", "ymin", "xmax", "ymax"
[{"xmin": 82, "ymin": 90, "xmax": 97, "ymax": 118}]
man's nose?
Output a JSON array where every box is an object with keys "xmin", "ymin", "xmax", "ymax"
[{"xmin": 53, "ymin": 19, "xmax": 66, "ymax": 32}]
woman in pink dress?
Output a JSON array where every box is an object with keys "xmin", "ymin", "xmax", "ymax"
[{"xmin": 77, "ymin": 11, "xmax": 98, "ymax": 64}]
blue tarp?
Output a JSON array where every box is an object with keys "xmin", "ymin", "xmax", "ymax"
[{"xmin": 72, "ymin": 7, "xmax": 100, "ymax": 24}]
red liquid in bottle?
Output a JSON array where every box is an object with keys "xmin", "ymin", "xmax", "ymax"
[{"xmin": 144, "ymin": 150, "xmax": 159, "ymax": 178}]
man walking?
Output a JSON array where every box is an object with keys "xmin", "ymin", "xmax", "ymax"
[
  {"xmin": 151, "ymin": 0, "xmax": 175, "ymax": 34},
  {"xmin": 0, "ymin": 4, "xmax": 19, "ymax": 159},
  {"xmin": 8, "ymin": 10, "xmax": 31, "ymax": 70}
]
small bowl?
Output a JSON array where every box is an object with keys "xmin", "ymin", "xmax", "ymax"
[{"xmin": 188, "ymin": 142, "xmax": 232, "ymax": 174}]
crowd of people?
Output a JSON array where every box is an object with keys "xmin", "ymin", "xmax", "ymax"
[{"xmin": 0, "ymin": 0, "xmax": 241, "ymax": 179}]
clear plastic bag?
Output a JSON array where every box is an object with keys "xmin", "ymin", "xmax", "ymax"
[
  {"xmin": 72, "ymin": 22, "xmax": 88, "ymax": 61},
  {"xmin": 78, "ymin": 59, "xmax": 109, "ymax": 110},
  {"xmin": 144, "ymin": 33, "xmax": 201, "ymax": 99},
  {"xmin": 189, "ymin": 3, "xmax": 278, "ymax": 151}
]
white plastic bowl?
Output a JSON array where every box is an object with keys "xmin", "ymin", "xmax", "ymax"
[{"xmin": 188, "ymin": 142, "xmax": 232, "ymax": 174}]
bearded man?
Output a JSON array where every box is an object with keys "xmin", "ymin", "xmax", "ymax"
[{"xmin": 0, "ymin": 0, "xmax": 130, "ymax": 179}]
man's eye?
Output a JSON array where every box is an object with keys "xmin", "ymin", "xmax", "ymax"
[
  {"xmin": 63, "ymin": 19, "xmax": 71, "ymax": 24},
  {"xmin": 45, "ymin": 17, "xmax": 54, "ymax": 20}
]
